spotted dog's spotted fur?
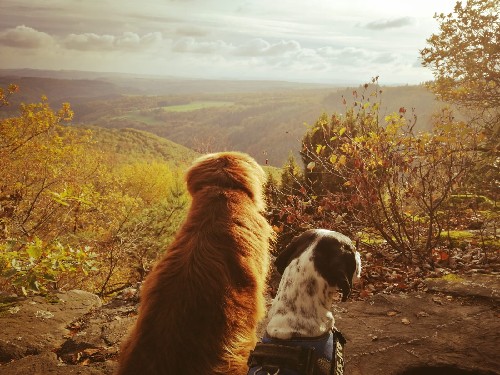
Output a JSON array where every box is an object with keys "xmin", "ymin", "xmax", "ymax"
[{"xmin": 266, "ymin": 229, "xmax": 361, "ymax": 340}]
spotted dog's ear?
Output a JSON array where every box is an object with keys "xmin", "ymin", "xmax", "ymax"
[
  {"xmin": 337, "ymin": 256, "xmax": 354, "ymax": 302},
  {"xmin": 275, "ymin": 230, "xmax": 318, "ymax": 275},
  {"xmin": 327, "ymin": 251, "xmax": 356, "ymax": 302},
  {"xmin": 338, "ymin": 251, "xmax": 361, "ymax": 301}
]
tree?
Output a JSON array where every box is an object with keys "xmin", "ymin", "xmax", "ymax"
[
  {"xmin": 0, "ymin": 94, "xmax": 99, "ymax": 293},
  {"xmin": 420, "ymin": 0, "xmax": 499, "ymax": 124},
  {"xmin": 0, "ymin": 89, "xmax": 190, "ymax": 295},
  {"xmin": 279, "ymin": 153, "xmax": 303, "ymax": 197},
  {"xmin": 300, "ymin": 84, "xmax": 480, "ymax": 263},
  {"xmin": 421, "ymin": 0, "xmax": 499, "ymax": 200},
  {"xmin": 92, "ymin": 162, "xmax": 188, "ymax": 295},
  {"xmin": 0, "ymin": 84, "xmax": 18, "ymax": 107}
]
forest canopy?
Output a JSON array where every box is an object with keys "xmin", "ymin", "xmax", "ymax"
[{"xmin": 0, "ymin": 95, "xmax": 194, "ymax": 296}]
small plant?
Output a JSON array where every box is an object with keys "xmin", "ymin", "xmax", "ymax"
[{"xmin": 0, "ymin": 237, "xmax": 98, "ymax": 295}]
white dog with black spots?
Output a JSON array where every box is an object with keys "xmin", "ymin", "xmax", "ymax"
[{"xmin": 267, "ymin": 228, "xmax": 362, "ymax": 339}]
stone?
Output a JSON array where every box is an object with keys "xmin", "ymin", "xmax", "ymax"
[{"xmin": 0, "ymin": 275, "xmax": 498, "ymax": 375}]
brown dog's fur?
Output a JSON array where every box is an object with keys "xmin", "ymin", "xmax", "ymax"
[{"xmin": 116, "ymin": 152, "xmax": 273, "ymax": 375}]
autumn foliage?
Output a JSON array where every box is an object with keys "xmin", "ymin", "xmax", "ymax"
[
  {"xmin": 421, "ymin": 0, "xmax": 499, "ymax": 201},
  {"xmin": 0, "ymin": 92, "xmax": 188, "ymax": 295},
  {"xmin": 266, "ymin": 81, "xmax": 499, "ymax": 275},
  {"xmin": 303, "ymin": 82, "xmax": 483, "ymax": 260},
  {"xmin": 420, "ymin": 0, "xmax": 499, "ymax": 121}
]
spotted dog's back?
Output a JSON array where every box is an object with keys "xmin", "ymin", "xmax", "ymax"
[{"xmin": 266, "ymin": 229, "xmax": 361, "ymax": 340}]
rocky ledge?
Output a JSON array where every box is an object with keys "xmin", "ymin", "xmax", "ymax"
[{"xmin": 0, "ymin": 274, "xmax": 498, "ymax": 375}]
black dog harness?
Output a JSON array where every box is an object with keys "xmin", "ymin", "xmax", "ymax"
[{"xmin": 247, "ymin": 329, "xmax": 346, "ymax": 375}]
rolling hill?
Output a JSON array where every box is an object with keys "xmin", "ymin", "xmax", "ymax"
[
  {"xmin": 1, "ymin": 69, "xmax": 447, "ymax": 166},
  {"xmin": 83, "ymin": 126, "xmax": 199, "ymax": 167}
]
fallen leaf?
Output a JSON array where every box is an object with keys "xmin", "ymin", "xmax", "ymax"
[
  {"xmin": 81, "ymin": 358, "xmax": 91, "ymax": 366},
  {"xmin": 82, "ymin": 348, "xmax": 100, "ymax": 356},
  {"xmin": 359, "ymin": 290, "xmax": 371, "ymax": 298},
  {"xmin": 416, "ymin": 311, "xmax": 430, "ymax": 318},
  {"xmin": 432, "ymin": 296, "xmax": 443, "ymax": 305}
]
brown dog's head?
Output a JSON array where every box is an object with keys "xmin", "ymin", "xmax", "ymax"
[{"xmin": 186, "ymin": 152, "xmax": 267, "ymax": 211}]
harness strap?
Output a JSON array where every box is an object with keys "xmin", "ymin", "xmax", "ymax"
[
  {"xmin": 330, "ymin": 329, "xmax": 346, "ymax": 375},
  {"xmin": 247, "ymin": 329, "xmax": 347, "ymax": 375},
  {"xmin": 247, "ymin": 343, "xmax": 316, "ymax": 375}
]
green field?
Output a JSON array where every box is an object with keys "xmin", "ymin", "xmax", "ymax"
[
  {"xmin": 108, "ymin": 100, "xmax": 235, "ymax": 125},
  {"xmin": 163, "ymin": 101, "xmax": 234, "ymax": 112},
  {"xmin": 110, "ymin": 112, "xmax": 163, "ymax": 126}
]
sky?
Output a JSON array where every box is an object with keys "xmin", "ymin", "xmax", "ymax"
[{"xmin": 0, "ymin": 0, "xmax": 459, "ymax": 85}]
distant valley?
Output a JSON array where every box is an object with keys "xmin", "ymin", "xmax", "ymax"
[{"xmin": 0, "ymin": 69, "xmax": 446, "ymax": 166}]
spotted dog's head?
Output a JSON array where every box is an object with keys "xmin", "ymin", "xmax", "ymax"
[{"xmin": 275, "ymin": 229, "xmax": 361, "ymax": 301}]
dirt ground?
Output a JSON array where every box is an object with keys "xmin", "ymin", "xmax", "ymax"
[{"xmin": 0, "ymin": 273, "xmax": 498, "ymax": 375}]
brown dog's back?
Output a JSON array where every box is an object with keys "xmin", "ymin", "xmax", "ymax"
[{"xmin": 116, "ymin": 152, "xmax": 272, "ymax": 375}]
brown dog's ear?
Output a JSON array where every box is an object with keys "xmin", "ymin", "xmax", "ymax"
[{"xmin": 275, "ymin": 230, "xmax": 318, "ymax": 275}]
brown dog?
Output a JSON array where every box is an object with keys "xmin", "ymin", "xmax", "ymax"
[{"xmin": 116, "ymin": 152, "xmax": 273, "ymax": 375}]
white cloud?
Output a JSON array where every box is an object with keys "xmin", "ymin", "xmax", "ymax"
[
  {"xmin": 372, "ymin": 52, "xmax": 400, "ymax": 64},
  {"xmin": 63, "ymin": 31, "xmax": 163, "ymax": 51},
  {"xmin": 116, "ymin": 32, "xmax": 163, "ymax": 49},
  {"xmin": 169, "ymin": 35, "xmax": 407, "ymax": 78},
  {"xmin": 63, "ymin": 33, "xmax": 114, "ymax": 50},
  {"xmin": 234, "ymin": 39, "xmax": 301, "ymax": 57},
  {"xmin": 233, "ymin": 38, "xmax": 270, "ymax": 56},
  {"xmin": 266, "ymin": 40, "xmax": 301, "ymax": 56},
  {"xmin": 0, "ymin": 25, "xmax": 55, "ymax": 48},
  {"xmin": 172, "ymin": 37, "xmax": 231, "ymax": 54},
  {"xmin": 317, "ymin": 46, "xmax": 371, "ymax": 64},
  {"xmin": 365, "ymin": 17, "xmax": 415, "ymax": 30}
]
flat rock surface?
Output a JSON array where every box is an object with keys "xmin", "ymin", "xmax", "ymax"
[
  {"xmin": 425, "ymin": 273, "xmax": 499, "ymax": 302},
  {"xmin": 0, "ymin": 275, "xmax": 498, "ymax": 375},
  {"xmin": 0, "ymin": 290, "xmax": 102, "ymax": 363},
  {"xmin": 336, "ymin": 292, "xmax": 499, "ymax": 374}
]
